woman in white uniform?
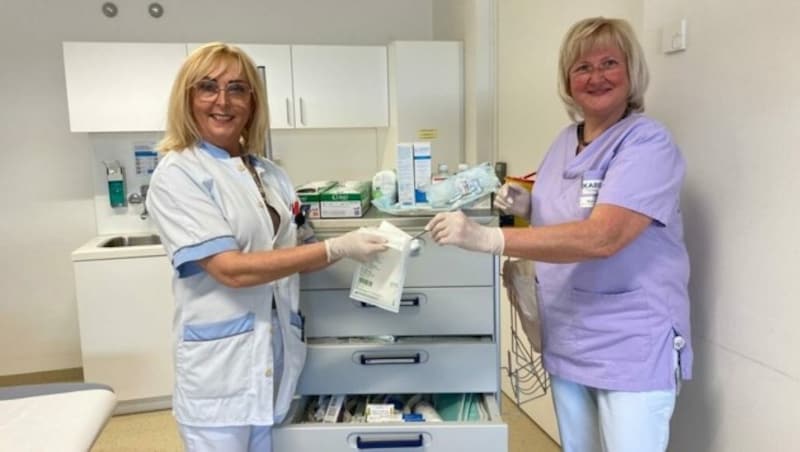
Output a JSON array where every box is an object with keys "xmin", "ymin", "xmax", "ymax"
[{"xmin": 146, "ymin": 42, "xmax": 387, "ymax": 452}]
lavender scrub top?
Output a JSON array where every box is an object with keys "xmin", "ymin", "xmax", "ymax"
[{"xmin": 530, "ymin": 113, "xmax": 692, "ymax": 391}]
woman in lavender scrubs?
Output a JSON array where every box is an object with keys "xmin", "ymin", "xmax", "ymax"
[{"xmin": 427, "ymin": 17, "xmax": 690, "ymax": 452}]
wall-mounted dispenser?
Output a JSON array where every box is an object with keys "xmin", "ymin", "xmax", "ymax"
[{"xmin": 103, "ymin": 160, "xmax": 127, "ymax": 207}]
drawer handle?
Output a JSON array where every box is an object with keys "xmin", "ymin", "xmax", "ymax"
[
  {"xmin": 356, "ymin": 434, "xmax": 423, "ymax": 449},
  {"xmin": 359, "ymin": 352, "xmax": 421, "ymax": 365},
  {"xmin": 359, "ymin": 295, "xmax": 422, "ymax": 309}
]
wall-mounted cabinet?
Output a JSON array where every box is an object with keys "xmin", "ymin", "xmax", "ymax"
[
  {"xmin": 63, "ymin": 42, "xmax": 388, "ymax": 133},
  {"xmin": 62, "ymin": 42, "xmax": 186, "ymax": 133},
  {"xmin": 291, "ymin": 45, "xmax": 388, "ymax": 128}
]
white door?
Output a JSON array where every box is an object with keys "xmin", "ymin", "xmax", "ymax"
[
  {"xmin": 63, "ymin": 42, "xmax": 186, "ymax": 132},
  {"xmin": 291, "ymin": 45, "xmax": 388, "ymax": 128}
]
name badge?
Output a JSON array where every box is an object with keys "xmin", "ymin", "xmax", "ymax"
[{"xmin": 580, "ymin": 176, "xmax": 602, "ymax": 208}]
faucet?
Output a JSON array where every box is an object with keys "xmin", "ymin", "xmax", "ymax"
[{"xmin": 127, "ymin": 184, "xmax": 150, "ymax": 220}]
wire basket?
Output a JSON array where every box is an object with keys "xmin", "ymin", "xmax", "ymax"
[{"xmin": 501, "ymin": 258, "xmax": 550, "ymax": 405}]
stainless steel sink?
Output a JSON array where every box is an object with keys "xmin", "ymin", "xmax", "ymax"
[{"xmin": 99, "ymin": 234, "xmax": 162, "ymax": 247}]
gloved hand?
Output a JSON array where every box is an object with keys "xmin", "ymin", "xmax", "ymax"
[
  {"xmin": 425, "ymin": 211, "xmax": 505, "ymax": 255},
  {"xmin": 324, "ymin": 230, "xmax": 389, "ymax": 263},
  {"xmin": 494, "ymin": 183, "xmax": 531, "ymax": 219}
]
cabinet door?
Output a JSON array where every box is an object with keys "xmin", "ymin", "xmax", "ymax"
[
  {"xmin": 62, "ymin": 42, "xmax": 186, "ymax": 132},
  {"xmin": 291, "ymin": 45, "xmax": 388, "ymax": 128},
  {"xmin": 187, "ymin": 43, "xmax": 295, "ymax": 130},
  {"xmin": 73, "ymin": 256, "xmax": 174, "ymax": 402}
]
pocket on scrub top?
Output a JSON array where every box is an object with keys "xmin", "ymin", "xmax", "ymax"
[
  {"xmin": 178, "ymin": 312, "xmax": 255, "ymax": 399},
  {"xmin": 568, "ymin": 287, "xmax": 652, "ymax": 361}
]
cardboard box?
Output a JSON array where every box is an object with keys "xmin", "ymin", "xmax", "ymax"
[
  {"xmin": 296, "ymin": 181, "xmax": 337, "ymax": 219},
  {"xmin": 320, "ymin": 181, "xmax": 372, "ymax": 218},
  {"xmin": 396, "ymin": 143, "xmax": 415, "ymax": 207},
  {"xmin": 413, "ymin": 142, "xmax": 432, "ymax": 204}
]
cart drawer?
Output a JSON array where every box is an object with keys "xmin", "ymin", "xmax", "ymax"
[
  {"xmin": 300, "ymin": 287, "xmax": 495, "ymax": 338},
  {"xmin": 274, "ymin": 394, "xmax": 507, "ymax": 452},
  {"xmin": 297, "ymin": 340, "xmax": 498, "ymax": 395},
  {"xmin": 301, "ymin": 243, "xmax": 495, "ymax": 289}
]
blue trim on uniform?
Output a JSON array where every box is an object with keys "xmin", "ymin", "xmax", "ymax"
[
  {"xmin": 173, "ymin": 236, "xmax": 238, "ymax": 278},
  {"xmin": 290, "ymin": 311, "xmax": 304, "ymax": 329},
  {"xmin": 183, "ymin": 312, "xmax": 255, "ymax": 341},
  {"xmin": 199, "ymin": 140, "xmax": 233, "ymax": 159}
]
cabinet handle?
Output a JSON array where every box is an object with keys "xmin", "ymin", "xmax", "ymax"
[
  {"xmin": 285, "ymin": 98, "xmax": 291, "ymax": 126},
  {"xmin": 299, "ymin": 97, "xmax": 306, "ymax": 126},
  {"xmin": 359, "ymin": 295, "xmax": 423, "ymax": 309},
  {"xmin": 359, "ymin": 352, "xmax": 421, "ymax": 365},
  {"xmin": 356, "ymin": 434, "xmax": 423, "ymax": 449}
]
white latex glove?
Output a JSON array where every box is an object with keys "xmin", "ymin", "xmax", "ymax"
[
  {"xmin": 425, "ymin": 211, "xmax": 505, "ymax": 255},
  {"xmin": 324, "ymin": 230, "xmax": 389, "ymax": 263},
  {"xmin": 494, "ymin": 183, "xmax": 531, "ymax": 219}
]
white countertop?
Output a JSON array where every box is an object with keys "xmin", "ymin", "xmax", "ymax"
[
  {"xmin": 71, "ymin": 209, "xmax": 497, "ymax": 262},
  {"xmin": 71, "ymin": 234, "xmax": 167, "ymax": 262}
]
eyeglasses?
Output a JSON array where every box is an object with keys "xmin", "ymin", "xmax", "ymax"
[
  {"xmin": 193, "ymin": 79, "xmax": 252, "ymax": 102},
  {"xmin": 569, "ymin": 58, "xmax": 624, "ymax": 80}
]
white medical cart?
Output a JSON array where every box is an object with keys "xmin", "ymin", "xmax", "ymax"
[{"xmin": 273, "ymin": 210, "xmax": 508, "ymax": 451}]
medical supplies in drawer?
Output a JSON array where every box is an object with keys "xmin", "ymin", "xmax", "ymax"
[
  {"xmin": 273, "ymin": 393, "xmax": 508, "ymax": 452},
  {"xmin": 300, "ymin": 287, "xmax": 494, "ymax": 338},
  {"xmin": 301, "ymin": 243, "xmax": 495, "ymax": 289},
  {"xmin": 296, "ymin": 337, "xmax": 498, "ymax": 395}
]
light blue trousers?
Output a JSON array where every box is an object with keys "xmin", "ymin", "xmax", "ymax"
[
  {"xmin": 179, "ymin": 424, "xmax": 272, "ymax": 452},
  {"xmin": 551, "ymin": 375, "xmax": 676, "ymax": 452}
]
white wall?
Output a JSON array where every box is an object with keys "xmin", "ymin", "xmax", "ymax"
[
  {"xmin": 433, "ymin": 0, "xmax": 497, "ymax": 164},
  {"xmin": 0, "ymin": 0, "xmax": 434, "ymax": 376},
  {"xmin": 496, "ymin": 0, "xmax": 642, "ymax": 442},
  {"xmin": 642, "ymin": 1, "xmax": 800, "ymax": 450}
]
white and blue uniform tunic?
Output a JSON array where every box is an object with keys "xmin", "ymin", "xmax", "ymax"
[{"xmin": 146, "ymin": 141, "xmax": 306, "ymax": 427}]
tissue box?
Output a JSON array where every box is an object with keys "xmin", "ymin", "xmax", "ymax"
[
  {"xmin": 320, "ymin": 181, "xmax": 372, "ymax": 218},
  {"xmin": 296, "ymin": 181, "xmax": 337, "ymax": 219}
]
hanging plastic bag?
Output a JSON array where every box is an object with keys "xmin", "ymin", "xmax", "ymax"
[{"xmin": 502, "ymin": 258, "xmax": 541, "ymax": 353}]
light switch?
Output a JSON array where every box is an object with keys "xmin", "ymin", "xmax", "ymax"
[{"xmin": 661, "ymin": 19, "xmax": 687, "ymax": 54}]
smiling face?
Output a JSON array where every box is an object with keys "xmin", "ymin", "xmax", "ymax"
[
  {"xmin": 191, "ymin": 61, "xmax": 253, "ymax": 156},
  {"xmin": 568, "ymin": 44, "xmax": 630, "ymax": 125}
]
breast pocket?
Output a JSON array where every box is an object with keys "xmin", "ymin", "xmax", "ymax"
[{"xmin": 177, "ymin": 312, "xmax": 255, "ymax": 399}]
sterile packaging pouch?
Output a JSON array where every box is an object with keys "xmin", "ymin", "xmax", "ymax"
[{"xmin": 349, "ymin": 221, "xmax": 412, "ymax": 313}]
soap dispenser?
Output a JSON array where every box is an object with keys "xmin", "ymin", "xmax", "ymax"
[{"xmin": 103, "ymin": 160, "xmax": 127, "ymax": 208}]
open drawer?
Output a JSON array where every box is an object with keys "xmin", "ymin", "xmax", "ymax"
[
  {"xmin": 273, "ymin": 393, "xmax": 508, "ymax": 452},
  {"xmin": 297, "ymin": 338, "xmax": 499, "ymax": 395}
]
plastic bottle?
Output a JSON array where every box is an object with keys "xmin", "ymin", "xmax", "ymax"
[
  {"xmin": 431, "ymin": 163, "xmax": 450, "ymax": 184},
  {"xmin": 371, "ymin": 170, "xmax": 398, "ymax": 207}
]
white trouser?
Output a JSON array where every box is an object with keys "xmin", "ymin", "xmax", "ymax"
[
  {"xmin": 551, "ymin": 375, "xmax": 676, "ymax": 452},
  {"xmin": 179, "ymin": 424, "xmax": 272, "ymax": 452}
]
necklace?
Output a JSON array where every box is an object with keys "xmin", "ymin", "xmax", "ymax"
[
  {"xmin": 243, "ymin": 155, "xmax": 281, "ymax": 232},
  {"xmin": 577, "ymin": 123, "xmax": 592, "ymax": 147}
]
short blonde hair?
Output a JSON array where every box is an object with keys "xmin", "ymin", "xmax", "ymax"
[
  {"xmin": 557, "ymin": 17, "xmax": 649, "ymax": 122},
  {"xmin": 157, "ymin": 42, "xmax": 269, "ymax": 156}
]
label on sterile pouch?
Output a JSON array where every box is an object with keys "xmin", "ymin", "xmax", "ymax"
[{"xmin": 349, "ymin": 222, "xmax": 412, "ymax": 313}]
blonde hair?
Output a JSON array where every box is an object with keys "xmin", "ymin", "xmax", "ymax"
[
  {"xmin": 157, "ymin": 42, "xmax": 270, "ymax": 156},
  {"xmin": 557, "ymin": 17, "xmax": 649, "ymax": 122}
]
